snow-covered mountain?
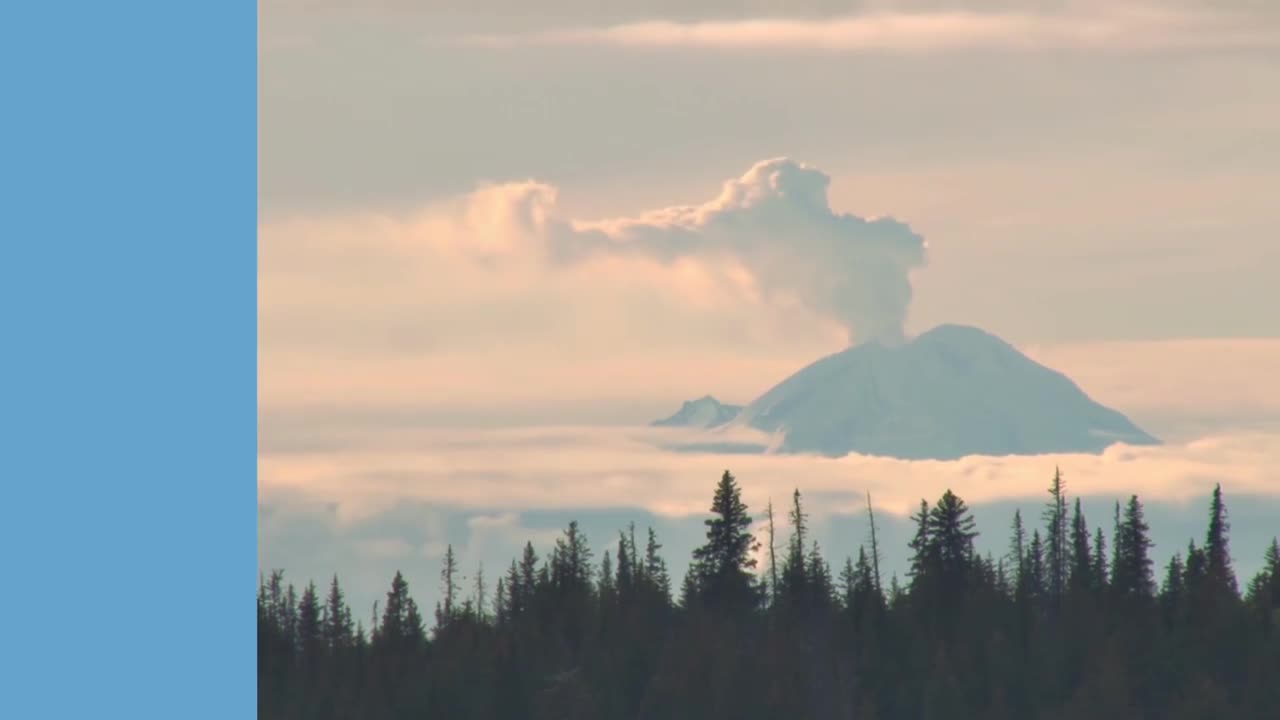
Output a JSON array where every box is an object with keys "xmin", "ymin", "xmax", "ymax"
[
  {"xmin": 651, "ymin": 396, "xmax": 743, "ymax": 428},
  {"xmin": 725, "ymin": 324, "xmax": 1159, "ymax": 460}
]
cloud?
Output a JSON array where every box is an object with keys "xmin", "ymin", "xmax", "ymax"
[
  {"xmin": 259, "ymin": 423, "xmax": 1280, "ymax": 523},
  {"xmin": 261, "ymin": 158, "xmax": 927, "ymax": 428},
  {"xmin": 259, "ymin": 421, "xmax": 1280, "ymax": 617},
  {"xmin": 460, "ymin": 5, "xmax": 1279, "ymax": 53},
  {"xmin": 570, "ymin": 158, "xmax": 928, "ymax": 344}
]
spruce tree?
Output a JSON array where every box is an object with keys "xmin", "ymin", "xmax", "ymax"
[
  {"xmin": 690, "ymin": 470, "xmax": 761, "ymax": 611},
  {"xmin": 324, "ymin": 575, "xmax": 354, "ymax": 651},
  {"xmin": 1205, "ymin": 484, "xmax": 1238, "ymax": 596},
  {"xmin": 781, "ymin": 489, "xmax": 811, "ymax": 606},
  {"xmin": 644, "ymin": 526, "xmax": 672, "ymax": 604},
  {"xmin": 438, "ymin": 544, "xmax": 459, "ymax": 628},
  {"xmin": 493, "ymin": 576, "xmax": 507, "ymax": 625},
  {"xmin": 1068, "ymin": 498, "xmax": 1093, "ymax": 594},
  {"xmin": 519, "ymin": 542, "xmax": 540, "ymax": 603},
  {"xmin": 599, "ymin": 551, "xmax": 616, "ymax": 607},
  {"xmin": 379, "ymin": 571, "xmax": 425, "ymax": 651},
  {"xmin": 765, "ymin": 499, "xmax": 779, "ymax": 605},
  {"xmin": 1091, "ymin": 527, "xmax": 1108, "ymax": 595},
  {"xmin": 928, "ymin": 490, "xmax": 978, "ymax": 592},
  {"xmin": 616, "ymin": 530, "xmax": 635, "ymax": 601},
  {"xmin": 909, "ymin": 499, "xmax": 933, "ymax": 583},
  {"xmin": 505, "ymin": 559, "xmax": 524, "ymax": 618},
  {"xmin": 1009, "ymin": 510, "xmax": 1027, "ymax": 595},
  {"xmin": 298, "ymin": 581, "xmax": 324, "ymax": 660},
  {"xmin": 1043, "ymin": 467, "xmax": 1069, "ymax": 600},
  {"xmin": 1111, "ymin": 495, "xmax": 1155, "ymax": 601},
  {"xmin": 866, "ymin": 491, "xmax": 884, "ymax": 596},
  {"xmin": 474, "ymin": 563, "xmax": 488, "ymax": 622}
]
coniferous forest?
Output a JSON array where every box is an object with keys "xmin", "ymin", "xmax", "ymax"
[{"xmin": 259, "ymin": 471, "xmax": 1280, "ymax": 719}]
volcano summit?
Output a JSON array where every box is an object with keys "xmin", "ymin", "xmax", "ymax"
[{"xmin": 657, "ymin": 324, "xmax": 1159, "ymax": 460}]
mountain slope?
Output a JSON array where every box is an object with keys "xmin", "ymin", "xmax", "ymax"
[
  {"xmin": 732, "ymin": 324, "xmax": 1159, "ymax": 460},
  {"xmin": 651, "ymin": 396, "xmax": 743, "ymax": 428}
]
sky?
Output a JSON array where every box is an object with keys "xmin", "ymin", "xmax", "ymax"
[{"xmin": 258, "ymin": 0, "xmax": 1280, "ymax": 614}]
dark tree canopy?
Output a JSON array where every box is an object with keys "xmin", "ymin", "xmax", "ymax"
[{"xmin": 258, "ymin": 475, "xmax": 1280, "ymax": 720}]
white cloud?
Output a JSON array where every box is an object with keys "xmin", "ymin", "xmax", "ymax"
[
  {"xmin": 259, "ymin": 423, "xmax": 1280, "ymax": 524},
  {"xmin": 462, "ymin": 6, "xmax": 1279, "ymax": 53},
  {"xmin": 260, "ymin": 158, "xmax": 933, "ymax": 428}
]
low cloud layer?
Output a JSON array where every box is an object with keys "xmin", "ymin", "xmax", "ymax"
[
  {"xmin": 463, "ymin": 5, "xmax": 1280, "ymax": 53},
  {"xmin": 260, "ymin": 423, "xmax": 1280, "ymax": 525},
  {"xmin": 260, "ymin": 423, "xmax": 1280, "ymax": 615}
]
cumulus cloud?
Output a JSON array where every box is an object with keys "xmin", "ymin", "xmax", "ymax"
[{"xmin": 462, "ymin": 5, "xmax": 1280, "ymax": 53}]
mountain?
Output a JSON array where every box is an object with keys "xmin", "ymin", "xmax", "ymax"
[
  {"xmin": 730, "ymin": 324, "xmax": 1159, "ymax": 460},
  {"xmin": 651, "ymin": 396, "xmax": 743, "ymax": 428}
]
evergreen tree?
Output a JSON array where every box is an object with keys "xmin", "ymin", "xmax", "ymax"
[
  {"xmin": 866, "ymin": 491, "xmax": 884, "ymax": 597},
  {"xmin": 494, "ymin": 577, "xmax": 508, "ymax": 626},
  {"xmin": 1205, "ymin": 484, "xmax": 1238, "ymax": 597},
  {"xmin": 689, "ymin": 470, "xmax": 761, "ymax": 611},
  {"xmin": 1091, "ymin": 527, "xmax": 1109, "ymax": 595},
  {"xmin": 1043, "ymin": 467, "xmax": 1069, "ymax": 600},
  {"xmin": 258, "ymin": 471, "xmax": 1280, "ymax": 720},
  {"xmin": 438, "ymin": 544, "xmax": 459, "ymax": 628},
  {"xmin": 1161, "ymin": 553, "xmax": 1185, "ymax": 625},
  {"xmin": 1027, "ymin": 530, "xmax": 1047, "ymax": 600},
  {"xmin": 1111, "ymin": 496, "xmax": 1155, "ymax": 601},
  {"xmin": 505, "ymin": 559, "xmax": 524, "ymax": 618},
  {"xmin": 643, "ymin": 526, "xmax": 672, "ymax": 603},
  {"xmin": 551, "ymin": 520, "xmax": 594, "ymax": 592},
  {"xmin": 378, "ymin": 571, "xmax": 425, "ymax": 651},
  {"xmin": 781, "ymin": 489, "xmax": 811, "ymax": 606},
  {"xmin": 599, "ymin": 550, "xmax": 617, "ymax": 607},
  {"xmin": 1068, "ymin": 498, "xmax": 1093, "ymax": 594},
  {"xmin": 765, "ymin": 499, "xmax": 779, "ymax": 605},
  {"xmin": 1245, "ymin": 539, "xmax": 1280, "ymax": 623},
  {"xmin": 908, "ymin": 499, "xmax": 933, "ymax": 583},
  {"xmin": 519, "ymin": 542, "xmax": 540, "ymax": 603},
  {"xmin": 1009, "ymin": 510, "xmax": 1027, "ymax": 594},
  {"xmin": 928, "ymin": 490, "xmax": 978, "ymax": 592},
  {"xmin": 473, "ymin": 563, "xmax": 488, "ymax": 622},
  {"xmin": 324, "ymin": 575, "xmax": 354, "ymax": 651},
  {"xmin": 616, "ymin": 530, "xmax": 635, "ymax": 601},
  {"xmin": 298, "ymin": 581, "xmax": 324, "ymax": 659}
]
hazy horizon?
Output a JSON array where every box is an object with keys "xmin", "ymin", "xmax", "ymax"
[{"xmin": 258, "ymin": 0, "xmax": 1280, "ymax": 615}]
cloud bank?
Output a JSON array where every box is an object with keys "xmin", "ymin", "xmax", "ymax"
[
  {"xmin": 463, "ymin": 6, "xmax": 1280, "ymax": 53},
  {"xmin": 259, "ymin": 422, "xmax": 1280, "ymax": 614},
  {"xmin": 260, "ymin": 423, "xmax": 1280, "ymax": 526}
]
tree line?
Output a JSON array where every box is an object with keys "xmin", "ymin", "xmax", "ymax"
[{"xmin": 259, "ymin": 470, "xmax": 1280, "ymax": 719}]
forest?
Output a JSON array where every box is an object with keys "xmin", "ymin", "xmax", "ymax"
[{"xmin": 259, "ymin": 471, "xmax": 1280, "ymax": 719}]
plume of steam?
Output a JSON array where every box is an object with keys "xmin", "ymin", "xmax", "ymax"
[{"xmin": 569, "ymin": 158, "xmax": 928, "ymax": 346}]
